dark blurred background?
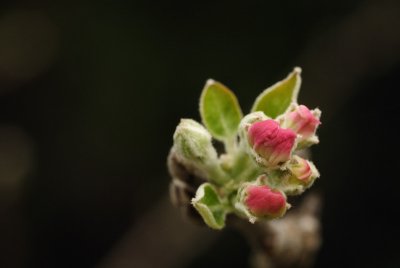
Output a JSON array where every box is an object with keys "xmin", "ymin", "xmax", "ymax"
[{"xmin": 0, "ymin": 0, "xmax": 399, "ymax": 267}]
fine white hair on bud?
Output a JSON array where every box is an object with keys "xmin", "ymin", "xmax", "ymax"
[{"xmin": 173, "ymin": 118, "xmax": 217, "ymax": 168}]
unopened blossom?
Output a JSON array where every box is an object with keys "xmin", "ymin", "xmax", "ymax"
[
  {"xmin": 288, "ymin": 155, "xmax": 320, "ymax": 185},
  {"xmin": 248, "ymin": 119, "xmax": 296, "ymax": 168},
  {"xmin": 282, "ymin": 105, "xmax": 321, "ymax": 138},
  {"xmin": 244, "ymin": 184, "xmax": 287, "ymax": 219}
]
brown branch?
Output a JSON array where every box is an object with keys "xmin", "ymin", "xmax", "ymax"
[{"xmin": 230, "ymin": 194, "xmax": 322, "ymax": 268}]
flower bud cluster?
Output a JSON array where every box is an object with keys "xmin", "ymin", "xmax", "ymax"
[
  {"xmin": 233, "ymin": 105, "xmax": 320, "ymax": 221},
  {"xmin": 170, "ymin": 73, "xmax": 322, "ymax": 227}
]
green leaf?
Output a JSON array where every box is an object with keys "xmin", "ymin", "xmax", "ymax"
[
  {"xmin": 192, "ymin": 183, "xmax": 227, "ymax": 230},
  {"xmin": 251, "ymin": 67, "xmax": 302, "ymax": 118},
  {"xmin": 200, "ymin": 80, "xmax": 243, "ymax": 141}
]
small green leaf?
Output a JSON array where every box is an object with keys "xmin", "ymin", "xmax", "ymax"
[
  {"xmin": 192, "ymin": 183, "xmax": 227, "ymax": 230},
  {"xmin": 200, "ymin": 80, "xmax": 243, "ymax": 141},
  {"xmin": 251, "ymin": 67, "xmax": 302, "ymax": 118}
]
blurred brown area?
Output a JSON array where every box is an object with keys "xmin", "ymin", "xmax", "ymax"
[{"xmin": 0, "ymin": 0, "xmax": 399, "ymax": 267}]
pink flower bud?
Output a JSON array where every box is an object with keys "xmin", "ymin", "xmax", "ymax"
[
  {"xmin": 245, "ymin": 185, "xmax": 287, "ymax": 218},
  {"xmin": 248, "ymin": 120, "xmax": 296, "ymax": 167},
  {"xmin": 283, "ymin": 105, "xmax": 320, "ymax": 138},
  {"xmin": 287, "ymin": 155, "xmax": 320, "ymax": 188},
  {"xmin": 288, "ymin": 155, "xmax": 312, "ymax": 182}
]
